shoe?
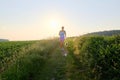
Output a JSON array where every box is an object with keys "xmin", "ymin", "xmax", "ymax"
[
  {"xmin": 61, "ymin": 48, "xmax": 64, "ymax": 51},
  {"xmin": 64, "ymin": 53, "xmax": 67, "ymax": 56}
]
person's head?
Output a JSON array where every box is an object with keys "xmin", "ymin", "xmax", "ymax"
[{"xmin": 62, "ymin": 26, "xmax": 64, "ymax": 30}]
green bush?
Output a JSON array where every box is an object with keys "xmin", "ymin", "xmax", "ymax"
[
  {"xmin": 0, "ymin": 39, "xmax": 59, "ymax": 80},
  {"xmin": 1, "ymin": 53, "xmax": 45, "ymax": 80},
  {"xmin": 0, "ymin": 41, "xmax": 35, "ymax": 71},
  {"xmin": 78, "ymin": 35, "xmax": 120, "ymax": 80},
  {"xmin": 65, "ymin": 35, "xmax": 120, "ymax": 80}
]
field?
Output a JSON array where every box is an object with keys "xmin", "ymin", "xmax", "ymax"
[{"xmin": 0, "ymin": 35, "xmax": 120, "ymax": 80}]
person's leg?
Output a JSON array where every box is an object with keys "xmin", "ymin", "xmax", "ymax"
[
  {"xmin": 60, "ymin": 40, "xmax": 64, "ymax": 48},
  {"xmin": 60, "ymin": 37, "xmax": 64, "ymax": 48},
  {"xmin": 61, "ymin": 41, "xmax": 64, "ymax": 48},
  {"xmin": 60, "ymin": 40, "xmax": 62, "ymax": 48}
]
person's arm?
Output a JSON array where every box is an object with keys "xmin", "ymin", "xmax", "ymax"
[{"xmin": 64, "ymin": 31, "xmax": 66, "ymax": 37}]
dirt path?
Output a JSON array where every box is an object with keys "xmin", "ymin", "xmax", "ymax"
[{"xmin": 33, "ymin": 47, "xmax": 67, "ymax": 80}]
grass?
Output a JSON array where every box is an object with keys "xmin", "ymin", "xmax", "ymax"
[{"xmin": 0, "ymin": 35, "xmax": 119, "ymax": 80}]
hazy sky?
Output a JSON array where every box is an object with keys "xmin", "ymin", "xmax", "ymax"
[{"xmin": 0, "ymin": 0, "xmax": 120, "ymax": 40}]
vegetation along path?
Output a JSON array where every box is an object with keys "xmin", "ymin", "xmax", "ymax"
[
  {"xmin": 33, "ymin": 46, "xmax": 67, "ymax": 80},
  {"xmin": 0, "ymin": 40, "xmax": 75, "ymax": 80},
  {"xmin": 33, "ymin": 41, "xmax": 81, "ymax": 80},
  {"xmin": 1, "ymin": 35, "xmax": 120, "ymax": 80}
]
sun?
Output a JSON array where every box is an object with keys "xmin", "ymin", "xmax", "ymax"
[{"xmin": 50, "ymin": 20, "xmax": 58, "ymax": 28}]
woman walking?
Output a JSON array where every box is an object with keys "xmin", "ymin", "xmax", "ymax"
[{"xmin": 59, "ymin": 26, "xmax": 66, "ymax": 48}]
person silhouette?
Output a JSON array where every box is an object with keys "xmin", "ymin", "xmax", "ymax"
[{"xmin": 59, "ymin": 26, "xmax": 66, "ymax": 48}]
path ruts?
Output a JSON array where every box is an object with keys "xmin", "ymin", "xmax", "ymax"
[{"xmin": 33, "ymin": 47, "xmax": 67, "ymax": 80}]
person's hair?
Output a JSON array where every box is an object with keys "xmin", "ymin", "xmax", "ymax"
[{"xmin": 62, "ymin": 26, "xmax": 64, "ymax": 29}]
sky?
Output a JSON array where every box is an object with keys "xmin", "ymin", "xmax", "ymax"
[{"xmin": 0, "ymin": 0, "xmax": 120, "ymax": 40}]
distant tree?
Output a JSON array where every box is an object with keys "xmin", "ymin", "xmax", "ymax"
[
  {"xmin": 85, "ymin": 30, "xmax": 120, "ymax": 36},
  {"xmin": 0, "ymin": 39, "xmax": 9, "ymax": 42}
]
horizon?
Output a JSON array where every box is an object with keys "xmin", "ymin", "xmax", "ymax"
[
  {"xmin": 0, "ymin": 0, "xmax": 120, "ymax": 41},
  {"xmin": 1, "ymin": 29, "xmax": 119, "ymax": 41}
]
